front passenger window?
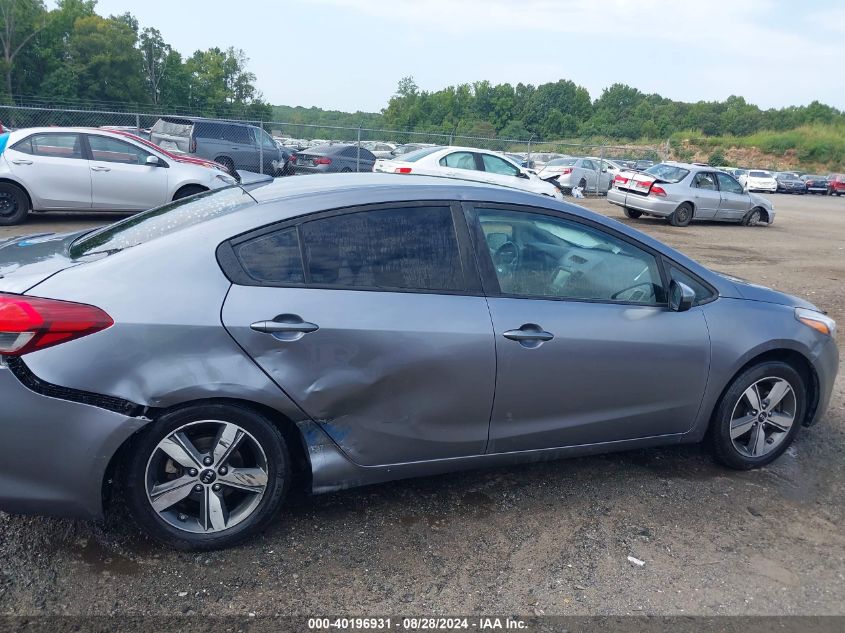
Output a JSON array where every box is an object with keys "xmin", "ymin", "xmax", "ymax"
[{"xmin": 476, "ymin": 209, "xmax": 664, "ymax": 304}]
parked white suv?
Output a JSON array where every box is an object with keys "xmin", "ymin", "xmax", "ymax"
[
  {"xmin": 373, "ymin": 146, "xmax": 563, "ymax": 200},
  {"xmin": 0, "ymin": 127, "xmax": 236, "ymax": 225}
]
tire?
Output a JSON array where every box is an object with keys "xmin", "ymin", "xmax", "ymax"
[
  {"xmin": 124, "ymin": 404, "xmax": 290, "ymax": 550},
  {"xmin": 172, "ymin": 185, "xmax": 207, "ymax": 201},
  {"xmin": 668, "ymin": 202, "xmax": 693, "ymax": 227},
  {"xmin": 215, "ymin": 157, "xmax": 237, "ymax": 177},
  {"xmin": 743, "ymin": 208, "xmax": 763, "ymax": 227},
  {"xmin": 0, "ymin": 182, "xmax": 30, "ymax": 226},
  {"xmin": 709, "ymin": 361, "xmax": 806, "ymax": 470},
  {"xmin": 578, "ymin": 178, "xmax": 587, "ymax": 190},
  {"xmin": 623, "ymin": 207, "xmax": 643, "ymax": 219}
]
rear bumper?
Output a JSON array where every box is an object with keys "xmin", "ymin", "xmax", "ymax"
[
  {"xmin": 607, "ymin": 188, "xmax": 678, "ymax": 217},
  {"xmin": 0, "ymin": 361, "xmax": 147, "ymax": 519}
]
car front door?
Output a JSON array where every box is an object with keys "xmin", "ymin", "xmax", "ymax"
[
  {"xmin": 690, "ymin": 171, "xmax": 721, "ymax": 219},
  {"xmin": 221, "ymin": 203, "xmax": 496, "ymax": 466},
  {"xmin": 715, "ymin": 172, "xmax": 751, "ymax": 221},
  {"xmin": 466, "ymin": 204, "xmax": 711, "ymax": 453},
  {"xmin": 478, "ymin": 153, "xmax": 527, "ymax": 189},
  {"xmin": 5, "ymin": 132, "xmax": 92, "ymax": 209},
  {"xmin": 86, "ymin": 134, "xmax": 169, "ymax": 210}
]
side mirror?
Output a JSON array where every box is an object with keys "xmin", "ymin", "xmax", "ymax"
[
  {"xmin": 668, "ymin": 280, "xmax": 695, "ymax": 313},
  {"xmin": 145, "ymin": 155, "xmax": 160, "ymax": 167},
  {"xmin": 517, "ymin": 170, "xmax": 530, "ymax": 179}
]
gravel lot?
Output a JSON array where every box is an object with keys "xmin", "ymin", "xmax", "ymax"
[{"xmin": 1, "ymin": 193, "xmax": 843, "ymax": 617}]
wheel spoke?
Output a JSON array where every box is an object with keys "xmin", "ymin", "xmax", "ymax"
[
  {"xmin": 218, "ymin": 467, "xmax": 268, "ymax": 494},
  {"xmin": 212, "ymin": 422, "xmax": 245, "ymax": 467},
  {"xmin": 767, "ymin": 411, "xmax": 794, "ymax": 433},
  {"xmin": 730, "ymin": 414, "xmax": 756, "ymax": 439},
  {"xmin": 200, "ymin": 487, "xmax": 228, "ymax": 532},
  {"xmin": 764, "ymin": 380, "xmax": 792, "ymax": 411},
  {"xmin": 742, "ymin": 385, "xmax": 762, "ymax": 412},
  {"xmin": 750, "ymin": 423, "xmax": 767, "ymax": 456},
  {"xmin": 149, "ymin": 475, "xmax": 195, "ymax": 512},
  {"xmin": 159, "ymin": 432, "xmax": 204, "ymax": 469}
]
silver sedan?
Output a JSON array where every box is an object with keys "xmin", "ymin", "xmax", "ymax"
[{"xmin": 607, "ymin": 162, "xmax": 775, "ymax": 227}]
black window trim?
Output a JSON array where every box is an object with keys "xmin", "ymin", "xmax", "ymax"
[
  {"xmin": 217, "ymin": 200, "xmax": 484, "ymax": 296},
  {"xmin": 461, "ymin": 201, "xmax": 672, "ymax": 308},
  {"xmin": 660, "ymin": 256, "xmax": 719, "ymax": 307}
]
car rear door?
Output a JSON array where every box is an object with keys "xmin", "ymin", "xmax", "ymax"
[
  {"xmin": 465, "ymin": 203, "xmax": 710, "ymax": 453},
  {"xmin": 85, "ymin": 134, "xmax": 169, "ymax": 210},
  {"xmin": 715, "ymin": 172, "xmax": 750, "ymax": 221},
  {"xmin": 220, "ymin": 202, "xmax": 496, "ymax": 466},
  {"xmin": 5, "ymin": 132, "xmax": 92, "ymax": 209}
]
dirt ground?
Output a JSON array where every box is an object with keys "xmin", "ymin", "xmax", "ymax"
[{"xmin": 0, "ymin": 193, "xmax": 844, "ymax": 617}]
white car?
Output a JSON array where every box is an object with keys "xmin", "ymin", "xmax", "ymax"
[
  {"xmin": 0, "ymin": 127, "xmax": 236, "ymax": 225},
  {"xmin": 739, "ymin": 170, "xmax": 777, "ymax": 193},
  {"xmin": 537, "ymin": 157, "xmax": 615, "ymax": 192},
  {"xmin": 373, "ymin": 146, "xmax": 563, "ymax": 200},
  {"xmin": 362, "ymin": 141, "xmax": 398, "ymax": 159}
]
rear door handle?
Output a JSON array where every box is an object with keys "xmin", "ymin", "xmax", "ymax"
[
  {"xmin": 503, "ymin": 323, "xmax": 554, "ymax": 344},
  {"xmin": 250, "ymin": 319, "xmax": 319, "ymax": 334},
  {"xmin": 10, "ymin": 159, "xmax": 32, "ymax": 165},
  {"xmin": 90, "ymin": 165, "xmax": 111, "ymax": 172}
]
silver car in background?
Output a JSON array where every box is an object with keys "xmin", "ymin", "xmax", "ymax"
[
  {"xmin": 537, "ymin": 157, "xmax": 614, "ymax": 192},
  {"xmin": 0, "ymin": 127, "xmax": 236, "ymax": 225},
  {"xmin": 608, "ymin": 162, "xmax": 775, "ymax": 227}
]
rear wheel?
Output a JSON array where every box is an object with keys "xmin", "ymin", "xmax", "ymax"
[
  {"xmin": 709, "ymin": 362, "xmax": 805, "ymax": 470},
  {"xmin": 622, "ymin": 207, "xmax": 643, "ymax": 219},
  {"xmin": 0, "ymin": 182, "xmax": 30, "ymax": 226},
  {"xmin": 578, "ymin": 178, "xmax": 587, "ymax": 190},
  {"xmin": 668, "ymin": 202, "xmax": 693, "ymax": 227},
  {"xmin": 125, "ymin": 404, "xmax": 290, "ymax": 550}
]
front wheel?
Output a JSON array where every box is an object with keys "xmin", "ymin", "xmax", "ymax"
[
  {"xmin": 709, "ymin": 362, "xmax": 805, "ymax": 470},
  {"xmin": 668, "ymin": 202, "xmax": 693, "ymax": 227},
  {"xmin": 124, "ymin": 404, "xmax": 290, "ymax": 550},
  {"xmin": 623, "ymin": 207, "xmax": 643, "ymax": 219},
  {"xmin": 743, "ymin": 208, "xmax": 763, "ymax": 226}
]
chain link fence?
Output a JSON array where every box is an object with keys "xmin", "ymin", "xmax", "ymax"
[{"xmin": 0, "ymin": 104, "xmax": 668, "ymax": 196}]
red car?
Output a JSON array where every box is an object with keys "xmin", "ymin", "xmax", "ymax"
[
  {"xmin": 101, "ymin": 128, "xmax": 230, "ymax": 174},
  {"xmin": 827, "ymin": 174, "xmax": 845, "ymax": 197}
]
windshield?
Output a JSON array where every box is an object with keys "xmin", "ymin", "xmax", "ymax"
[
  {"xmin": 777, "ymin": 172, "xmax": 799, "ymax": 179},
  {"xmin": 645, "ymin": 164, "xmax": 689, "ymax": 183},
  {"xmin": 69, "ymin": 187, "xmax": 255, "ymax": 258},
  {"xmin": 397, "ymin": 146, "xmax": 443, "ymax": 162},
  {"xmin": 749, "ymin": 171, "xmax": 770, "ymax": 177}
]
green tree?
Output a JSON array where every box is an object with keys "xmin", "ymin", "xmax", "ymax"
[{"xmin": 0, "ymin": 0, "xmax": 46, "ymax": 99}]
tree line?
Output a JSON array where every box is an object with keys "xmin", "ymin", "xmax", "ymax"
[
  {"xmin": 380, "ymin": 77, "xmax": 845, "ymax": 142},
  {"xmin": 0, "ymin": 0, "xmax": 271, "ymax": 120}
]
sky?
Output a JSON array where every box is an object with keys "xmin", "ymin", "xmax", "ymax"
[{"xmin": 64, "ymin": 0, "xmax": 845, "ymax": 113}]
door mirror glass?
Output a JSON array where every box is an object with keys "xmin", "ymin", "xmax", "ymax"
[
  {"xmin": 145, "ymin": 155, "xmax": 160, "ymax": 166},
  {"xmin": 668, "ymin": 279, "xmax": 696, "ymax": 312}
]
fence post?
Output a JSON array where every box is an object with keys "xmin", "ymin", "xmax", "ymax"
[
  {"xmin": 259, "ymin": 120, "xmax": 264, "ymax": 174},
  {"xmin": 527, "ymin": 135, "xmax": 534, "ymax": 168},
  {"xmin": 135, "ymin": 113, "xmax": 141, "ymax": 135},
  {"xmin": 356, "ymin": 125, "xmax": 362, "ymax": 172},
  {"xmin": 597, "ymin": 144, "xmax": 606, "ymax": 196}
]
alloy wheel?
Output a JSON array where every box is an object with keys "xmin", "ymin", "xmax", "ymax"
[
  {"xmin": 145, "ymin": 420, "xmax": 269, "ymax": 534},
  {"xmin": 729, "ymin": 377, "xmax": 796, "ymax": 458},
  {"xmin": 747, "ymin": 209, "xmax": 761, "ymax": 226},
  {"xmin": 0, "ymin": 192, "xmax": 17, "ymax": 217}
]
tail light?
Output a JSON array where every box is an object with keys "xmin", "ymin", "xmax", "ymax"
[
  {"xmin": 394, "ymin": 167, "xmax": 412, "ymax": 174},
  {"xmin": 288, "ymin": 153, "xmax": 297, "ymax": 163},
  {"xmin": 189, "ymin": 136, "xmax": 197, "ymax": 153},
  {"xmin": 560, "ymin": 168, "xmax": 573, "ymax": 175},
  {"xmin": 649, "ymin": 185, "xmax": 667, "ymax": 197},
  {"xmin": 614, "ymin": 174, "xmax": 629, "ymax": 185},
  {"xmin": 0, "ymin": 293, "xmax": 113, "ymax": 356},
  {"xmin": 314, "ymin": 157, "xmax": 332, "ymax": 165}
]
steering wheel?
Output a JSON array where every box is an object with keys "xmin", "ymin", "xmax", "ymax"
[{"xmin": 493, "ymin": 241, "xmax": 519, "ymax": 275}]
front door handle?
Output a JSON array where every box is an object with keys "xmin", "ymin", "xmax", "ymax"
[
  {"xmin": 10, "ymin": 159, "xmax": 32, "ymax": 165},
  {"xmin": 90, "ymin": 165, "xmax": 111, "ymax": 172},
  {"xmin": 250, "ymin": 320, "xmax": 319, "ymax": 334},
  {"xmin": 502, "ymin": 323, "xmax": 554, "ymax": 347}
]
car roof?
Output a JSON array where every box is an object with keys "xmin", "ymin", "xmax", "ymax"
[{"xmin": 158, "ymin": 116, "xmax": 253, "ymax": 128}]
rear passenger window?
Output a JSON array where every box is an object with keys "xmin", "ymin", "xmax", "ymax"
[
  {"xmin": 299, "ymin": 206, "xmax": 463, "ymax": 291},
  {"xmin": 223, "ymin": 126, "xmax": 250, "ymax": 144},
  {"xmin": 14, "ymin": 133, "xmax": 83, "ymax": 159},
  {"xmin": 235, "ymin": 228, "xmax": 304, "ymax": 284}
]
